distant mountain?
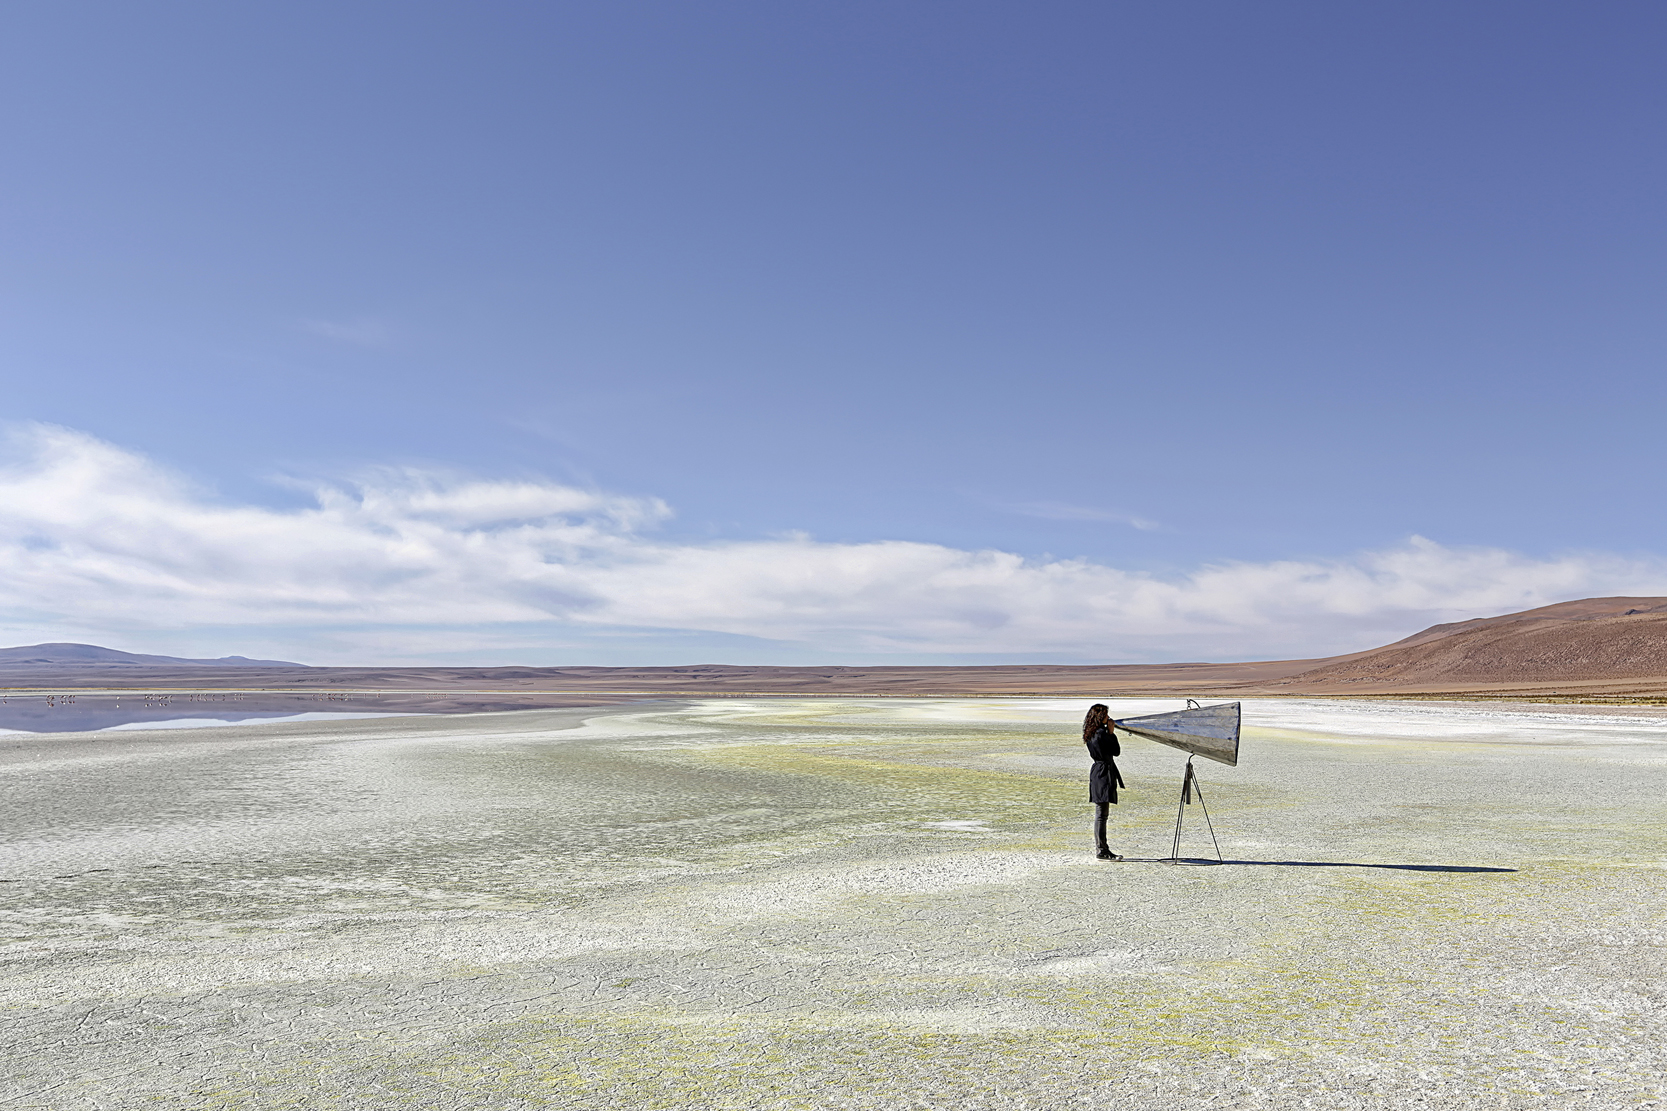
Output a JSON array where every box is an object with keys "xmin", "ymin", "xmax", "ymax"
[
  {"xmin": 4, "ymin": 598, "xmax": 1666, "ymax": 697},
  {"xmin": 0, "ymin": 643, "xmax": 307, "ymax": 668},
  {"xmin": 1377, "ymin": 596, "xmax": 1667, "ymax": 649},
  {"xmin": 1280, "ymin": 597, "xmax": 1667, "ymax": 692}
]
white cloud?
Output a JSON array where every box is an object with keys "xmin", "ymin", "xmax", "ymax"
[
  {"xmin": 1005, "ymin": 501, "xmax": 1162, "ymax": 530},
  {"xmin": 2, "ymin": 423, "xmax": 1664, "ymax": 663}
]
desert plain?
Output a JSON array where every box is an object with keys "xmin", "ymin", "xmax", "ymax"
[{"xmin": 2, "ymin": 696, "xmax": 1665, "ymax": 1109}]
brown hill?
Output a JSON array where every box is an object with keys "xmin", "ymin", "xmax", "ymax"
[{"xmin": 1277, "ymin": 597, "xmax": 1667, "ymax": 697}]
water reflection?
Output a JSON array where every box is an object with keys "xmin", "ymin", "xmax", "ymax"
[{"xmin": 0, "ymin": 691, "xmax": 623, "ymax": 733}]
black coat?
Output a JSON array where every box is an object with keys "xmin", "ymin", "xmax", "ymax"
[{"xmin": 1085, "ymin": 725, "xmax": 1124, "ymax": 804}]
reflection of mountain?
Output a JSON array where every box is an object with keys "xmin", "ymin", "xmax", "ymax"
[
  {"xmin": 0, "ymin": 692, "xmax": 629, "ymax": 733},
  {"xmin": 0, "ymin": 703, "xmax": 305, "ymax": 733},
  {"xmin": 6, "ymin": 598, "xmax": 1667, "ymax": 704}
]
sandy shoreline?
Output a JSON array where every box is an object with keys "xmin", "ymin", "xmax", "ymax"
[{"xmin": 3, "ymin": 698, "xmax": 1664, "ymax": 1108}]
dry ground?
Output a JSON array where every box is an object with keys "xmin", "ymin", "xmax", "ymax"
[{"xmin": 2, "ymin": 698, "xmax": 1664, "ymax": 1109}]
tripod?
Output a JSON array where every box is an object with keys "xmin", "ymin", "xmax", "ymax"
[{"xmin": 1163, "ymin": 756, "xmax": 1223, "ymax": 864}]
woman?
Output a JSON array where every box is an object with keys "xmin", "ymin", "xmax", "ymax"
[{"xmin": 1082, "ymin": 703, "xmax": 1125, "ymax": 860}]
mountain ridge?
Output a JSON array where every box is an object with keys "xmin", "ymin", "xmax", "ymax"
[
  {"xmin": 1279, "ymin": 597, "xmax": 1667, "ymax": 694},
  {"xmin": 0, "ymin": 643, "xmax": 307, "ymax": 668},
  {"xmin": 4, "ymin": 597, "xmax": 1666, "ymax": 698}
]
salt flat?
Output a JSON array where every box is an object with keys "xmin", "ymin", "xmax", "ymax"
[{"xmin": 2, "ymin": 698, "xmax": 1664, "ymax": 1109}]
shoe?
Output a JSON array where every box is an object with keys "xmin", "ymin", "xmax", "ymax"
[{"xmin": 1095, "ymin": 848, "xmax": 1118, "ymax": 860}]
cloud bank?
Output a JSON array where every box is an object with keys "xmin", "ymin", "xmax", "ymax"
[{"xmin": 2, "ymin": 424, "xmax": 1664, "ymax": 664}]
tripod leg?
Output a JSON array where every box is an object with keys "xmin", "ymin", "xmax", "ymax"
[
  {"xmin": 1193, "ymin": 778, "xmax": 1223, "ymax": 863},
  {"xmin": 1169, "ymin": 761, "xmax": 1189, "ymax": 861}
]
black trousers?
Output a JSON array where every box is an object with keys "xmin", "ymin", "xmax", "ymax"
[{"xmin": 1093, "ymin": 802, "xmax": 1110, "ymax": 850}]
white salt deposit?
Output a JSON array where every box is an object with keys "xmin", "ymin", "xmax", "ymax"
[{"xmin": 3, "ymin": 697, "xmax": 1663, "ymax": 1109}]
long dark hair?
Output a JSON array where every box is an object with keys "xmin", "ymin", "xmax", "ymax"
[{"xmin": 1082, "ymin": 703, "xmax": 1111, "ymax": 742}]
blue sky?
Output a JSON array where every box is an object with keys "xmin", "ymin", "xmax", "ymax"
[{"xmin": 2, "ymin": 1, "xmax": 1665, "ymax": 664}]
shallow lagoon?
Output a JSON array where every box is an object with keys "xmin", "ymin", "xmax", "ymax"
[
  {"xmin": 0, "ymin": 690, "xmax": 600, "ymax": 734},
  {"xmin": 3, "ymin": 698, "xmax": 1664, "ymax": 1108}
]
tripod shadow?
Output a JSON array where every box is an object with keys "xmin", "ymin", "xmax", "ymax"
[
  {"xmin": 1140, "ymin": 760, "xmax": 1515, "ymax": 874},
  {"xmin": 1119, "ymin": 857, "xmax": 1516, "ymax": 873}
]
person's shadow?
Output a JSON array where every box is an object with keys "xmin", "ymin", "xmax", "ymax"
[{"xmin": 1120, "ymin": 858, "xmax": 1516, "ymax": 873}]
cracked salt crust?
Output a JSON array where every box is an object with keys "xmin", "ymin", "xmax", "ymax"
[{"xmin": 2, "ymin": 697, "xmax": 1664, "ymax": 1109}]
